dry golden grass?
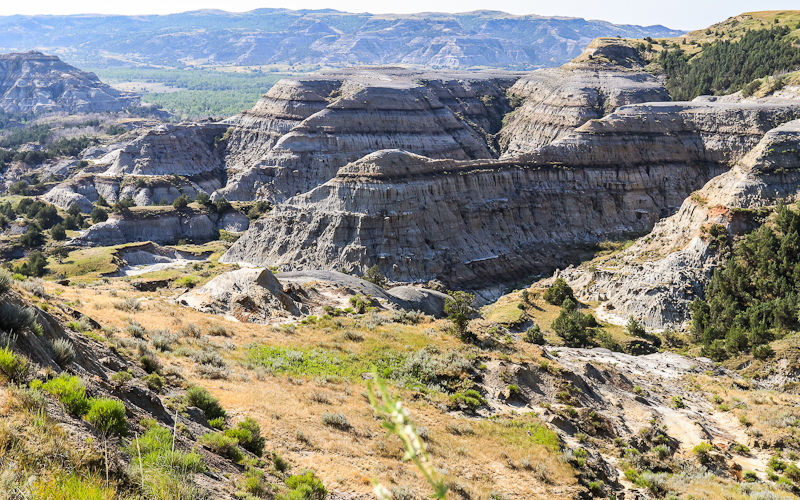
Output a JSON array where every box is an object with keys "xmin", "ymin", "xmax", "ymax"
[{"xmin": 40, "ymin": 278, "xmax": 579, "ymax": 499}]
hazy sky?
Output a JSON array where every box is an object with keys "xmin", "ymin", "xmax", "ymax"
[{"xmin": 0, "ymin": 0, "xmax": 796, "ymax": 31}]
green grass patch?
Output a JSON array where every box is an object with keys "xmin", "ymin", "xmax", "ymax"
[
  {"xmin": 477, "ymin": 415, "xmax": 562, "ymax": 452},
  {"xmin": 484, "ymin": 301, "xmax": 527, "ymax": 327}
]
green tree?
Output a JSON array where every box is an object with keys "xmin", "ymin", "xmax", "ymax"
[
  {"xmin": 363, "ymin": 265, "xmax": 388, "ymax": 288},
  {"xmin": 172, "ymin": 194, "xmax": 190, "ymax": 209},
  {"xmin": 90, "ymin": 207, "xmax": 108, "ymax": 224},
  {"xmin": 50, "ymin": 223, "xmax": 66, "ymax": 241},
  {"xmin": 543, "ymin": 278, "xmax": 574, "ymax": 306},
  {"xmin": 445, "ymin": 291, "xmax": 476, "ymax": 342}
]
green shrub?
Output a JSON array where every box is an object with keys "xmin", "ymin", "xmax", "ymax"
[
  {"xmin": 86, "ymin": 398, "xmax": 128, "ymax": 437},
  {"xmin": 523, "ymin": 324, "xmax": 545, "ymax": 344},
  {"xmin": 752, "ymin": 344, "xmax": 775, "ymax": 360},
  {"xmin": 445, "ymin": 291, "xmax": 476, "ymax": 341},
  {"xmin": 208, "ymin": 417, "xmax": 225, "ymax": 430},
  {"xmin": 363, "ymin": 265, "xmax": 388, "ymax": 288},
  {"xmin": 551, "ymin": 308, "xmax": 591, "ymax": 347},
  {"xmin": 692, "ymin": 442, "xmax": 713, "ymax": 463},
  {"xmin": 143, "ymin": 373, "xmax": 164, "ymax": 393},
  {"xmin": 743, "ymin": 470, "xmax": 757, "ymax": 482},
  {"xmin": 449, "ymin": 389, "xmax": 486, "ymax": 410},
  {"xmin": 273, "ymin": 452, "xmax": 291, "ymax": 472},
  {"xmin": 280, "ymin": 472, "xmax": 328, "ymax": 500},
  {"xmin": 37, "ymin": 374, "xmax": 90, "ymax": 416},
  {"xmin": 172, "ymin": 195, "xmax": 190, "ymax": 209},
  {"xmin": 200, "ymin": 432, "xmax": 242, "ymax": 461},
  {"xmin": 90, "ymin": 207, "xmax": 108, "ymax": 224},
  {"xmin": 0, "ymin": 346, "xmax": 29, "ymax": 383},
  {"xmin": 543, "ymin": 278, "xmax": 574, "ymax": 306},
  {"xmin": 225, "ymin": 417, "xmax": 265, "ymax": 457},
  {"xmin": 185, "ymin": 385, "xmax": 227, "ymax": 420},
  {"xmin": 111, "ymin": 370, "xmax": 133, "ymax": 387}
]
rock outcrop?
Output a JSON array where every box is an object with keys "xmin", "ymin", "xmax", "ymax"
[
  {"xmin": 178, "ymin": 268, "xmax": 301, "ymax": 322},
  {"xmin": 217, "ymin": 68, "xmax": 519, "ymax": 202},
  {"xmin": 70, "ymin": 207, "xmax": 247, "ymax": 246},
  {"xmin": 497, "ymin": 38, "xmax": 670, "ymax": 154},
  {"xmin": 221, "ymin": 98, "xmax": 800, "ymax": 294},
  {"xmin": 45, "ymin": 123, "xmax": 229, "ymax": 210},
  {"xmin": 0, "ymin": 51, "xmax": 139, "ymax": 114},
  {"xmin": 557, "ymin": 118, "xmax": 800, "ymax": 329}
]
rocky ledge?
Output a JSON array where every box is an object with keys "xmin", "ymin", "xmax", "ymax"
[
  {"xmin": 557, "ymin": 118, "xmax": 800, "ymax": 329},
  {"xmin": 220, "ymin": 95, "xmax": 800, "ymax": 295}
]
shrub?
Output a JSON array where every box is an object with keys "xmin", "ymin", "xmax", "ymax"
[
  {"xmin": 551, "ymin": 308, "xmax": 590, "ymax": 347},
  {"xmin": 449, "ymin": 389, "xmax": 486, "ymax": 410},
  {"xmin": 86, "ymin": 398, "xmax": 128, "ymax": 437},
  {"xmin": 273, "ymin": 452, "xmax": 291, "ymax": 472},
  {"xmin": 143, "ymin": 373, "xmax": 164, "ymax": 393},
  {"xmin": 523, "ymin": 324, "xmax": 545, "ymax": 344},
  {"xmin": 195, "ymin": 193, "xmax": 211, "ymax": 205},
  {"xmin": 140, "ymin": 354, "xmax": 161, "ymax": 374},
  {"xmin": 206, "ymin": 324, "xmax": 229, "ymax": 337},
  {"xmin": 692, "ymin": 442, "xmax": 713, "ymax": 463},
  {"xmin": 0, "ymin": 346, "xmax": 30, "ymax": 383},
  {"xmin": 321, "ymin": 412, "xmax": 351, "ymax": 430},
  {"xmin": 214, "ymin": 197, "xmax": 232, "ymax": 213},
  {"xmin": 38, "ymin": 374, "xmax": 90, "ymax": 416},
  {"xmin": 114, "ymin": 297, "xmax": 140, "ymax": 312},
  {"xmin": 225, "ymin": 417, "xmax": 265, "ymax": 457},
  {"xmin": 172, "ymin": 195, "xmax": 191, "ymax": 209},
  {"xmin": 280, "ymin": 472, "xmax": 327, "ymax": 500},
  {"xmin": 445, "ymin": 291, "xmax": 476, "ymax": 341},
  {"xmin": 626, "ymin": 316, "xmax": 646, "ymax": 337},
  {"xmin": 752, "ymin": 344, "xmax": 775, "ymax": 360},
  {"xmin": 185, "ymin": 385, "xmax": 227, "ymax": 420},
  {"xmin": 0, "ymin": 268, "xmax": 11, "ymax": 294},
  {"xmin": 129, "ymin": 425, "xmax": 207, "ymax": 473},
  {"xmin": 543, "ymin": 278, "xmax": 574, "ymax": 306},
  {"xmin": 200, "ymin": 432, "xmax": 242, "ymax": 461},
  {"xmin": 49, "ymin": 338, "xmax": 76, "ymax": 368},
  {"xmin": 671, "ymin": 396, "xmax": 686, "ymax": 409},
  {"xmin": 363, "ymin": 265, "xmax": 388, "ymax": 288},
  {"xmin": 111, "ymin": 370, "xmax": 133, "ymax": 387},
  {"xmin": 49, "ymin": 223, "xmax": 67, "ymax": 241},
  {"xmin": 743, "ymin": 470, "xmax": 757, "ymax": 482},
  {"xmin": 90, "ymin": 207, "xmax": 108, "ymax": 224}
]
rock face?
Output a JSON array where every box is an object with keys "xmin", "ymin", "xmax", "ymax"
[
  {"xmin": 71, "ymin": 207, "xmax": 247, "ymax": 246},
  {"xmin": 45, "ymin": 124, "xmax": 229, "ymax": 210},
  {"xmin": 0, "ymin": 51, "xmax": 139, "ymax": 114},
  {"xmin": 221, "ymin": 97, "xmax": 800, "ymax": 293},
  {"xmin": 178, "ymin": 268, "xmax": 300, "ymax": 323},
  {"xmin": 557, "ymin": 118, "xmax": 800, "ymax": 329},
  {"xmin": 0, "ymin": 10, "xmax": 682, "ymax": 70},
  {"xmin": 217, "ymin": 68, "xmax": 519, "ymax": 203},
  {"xmin": 498, "ymin": 38, "xmax": 670, "ymax": 155}
]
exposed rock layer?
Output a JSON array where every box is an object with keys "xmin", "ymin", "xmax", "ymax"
[
  {"xmin": 0, "ymin": 51, "xmax": 138, "ymax": 113},
  {"xmin": 557, "ymin": 118, "xmax": 800, "ymax": 329},
  {"xmin": 221, "ymin": 99, "xmax": 800, "ymax": 292}
]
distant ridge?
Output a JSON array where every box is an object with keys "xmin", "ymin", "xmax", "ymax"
[{"xmin": 0, "ymin": 9, "xmax": 683, "ymax": 70}]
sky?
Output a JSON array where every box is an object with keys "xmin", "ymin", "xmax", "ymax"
[{"xmin": 0, "ymin": 0, "xmax": 796, "ymax": 31}]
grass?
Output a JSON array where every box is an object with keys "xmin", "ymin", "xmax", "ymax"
[{"xmin": 483, "ymin": 300, "xmax": 527, "ymax": 328}]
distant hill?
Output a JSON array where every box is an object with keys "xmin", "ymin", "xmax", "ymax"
[
  {"xmin": 0, "ymin": 51, "xmax": 139, "ymax": 114},
  {"xmin": 0, "ymin": 9, "xmax": 683, "ymax": 70},
  {"xmin": 636, "ymin": 10, "xmax": 800, "ymax": 100}
]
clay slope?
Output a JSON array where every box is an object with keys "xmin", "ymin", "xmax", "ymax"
[
  {"xmin": 216, "ymin": 68, "xmax": 519, "ymax": 203},
  {"xmin": 0, "ymin": 51, "xmax": 139, "ymax": 114},
  {"xmin": 557, "ymin": 117, "xmax": 800, "ymax": 329},
  {"xmin": 220, "ymin": 98, "xmax": 800, "ymax": 294},
  {"xmin": 45, "ymin": 123, "xmax": 229, "ymax": 210},
  {"xmin": 498, "ymin": 38, "xmax": 670, "ymax": 154}
]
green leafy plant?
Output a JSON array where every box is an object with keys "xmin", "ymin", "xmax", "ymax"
[
  {"xmin": 185, "ymin": 385, "xmax": 227, "ymax": 420},
  {"xmin": 543, "ymin": 278, "xmax": 574, "ymax": 306},
  {"xmin": 86, "ymin": 398, "xmax": 128, "ymax": 437},
  {"xmin": 225, "ymin": 417, "xmax": 265, "ymax": 457},
  {"xmin": 200, "ymin": 432, "xmax": 242, "ymax": 461}
]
